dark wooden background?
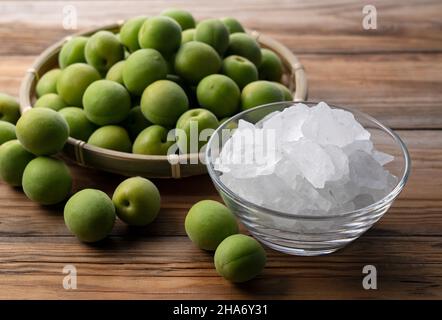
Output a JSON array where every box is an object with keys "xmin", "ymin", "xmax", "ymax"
[{"xmin": 0, "ymin": 0, "xmax": 441, "ymax": 299}]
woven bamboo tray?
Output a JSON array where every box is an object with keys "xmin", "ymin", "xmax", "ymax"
[{"xmin": 19, "ymin": 21, "xmax": 308, "ymax": 178}]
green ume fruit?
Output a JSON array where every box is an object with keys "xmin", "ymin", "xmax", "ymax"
[
  {"xmin": 221, "ymin": 17, "xmax": 245, "ymax": 34},
  {"xmin": 258, "ymin": 48, "xmax": 283, "ymax": 81},
  {"xmin": 174, "ymin": 41, "xmax": 221, "ymax": 84},
  {"xmin": 88, "ymin": 125, "xmax": 132, "ymax": 153},
  {"xmin": 0, "ymin": 140, "xmax": 34, "ymax": 186},
  {"xmin": 123, "ymin": 49, "xmax": 168, "ymax": 96},
  {"xmin": 185, "ymin": 200, "xmax": 238, "ymax": 251},
  {"xmin": 175, "ymin": 108, "xmax": 219, "ymax": 153},
  {"xmin": 58, "ymin": 36, "xmax": 88, "ymax": 69},
  {"xmin": 214, "ymin": 234, "xmax": 266, "ymax": 283},
  {"xmin": 138, "ymin": 16, "xmax": 182, "ymax": 55},
  {"xmin": 64, "ymin": 189, "xmax": 116, "ymax": 243},
  {"xmin": 16, "ymin": 108, "xmax": 69, "ymax": 156},
  {"xmin": 122, "ymin": 106, "xmax": 152, "ymax": 139},
  {"xmin": 226, "ymin": 33, "xmax": 262, "ymax": 66},
  {"xmin": 0, "ymin": 93, "xmax": 20, "ymax": 124},
  {"xmin": 221, "ymin": 55, "xmax": 258, "ymax": 89},
  {"xmin": 59, "ymin": 107, "xmax": 96, "ymax": 141},
  {"xmin": 181, "ymin": 28, "xmax": 195, "ymax": 44},
  {"xmin": 132, "ymin": 125, "xmax": 174, "ymax": 155},
  {"xmin": 36, "ymin": 69, "xmax": 61, "ymax": 97},
  {"xmin": 161, "ymin": 8, "xmax": 195, "ymax": 30},
  {"xmin": 195, "ymin": 19, "xmax": 229, "ymax": 56},
  {"xmin": 83, "ymin": 80, "xmax": 131, "ymax": 125},
  {"xmin": 57, "ymin": 63, "xmax": 101, "ymax": 107},
  {"xmin": 241, "ymin": 80, "xmax": 284, "ymax": 110},
  {"xmin": 274, "ymin": 82, "xmax": 293, "ymax": 101},
  {"xmin": 105, "ymin": 60, "xmax": 125, "ymax": 85},
  {"xmin": 0, "ymin": 121, "xmax": 16, "ymax": 145},
  {"xmin": 197, "ymin": 74, "xmax": 240, "ymax": 118},
  {"xmin": 141, "ymin": 80, "xmax": 189, "ymax": 127},
  {"xmin": 112, "ymin": 177, "xmax": 161, "ymax": 226},
  {"xmin": 119, "ymin": 16, "xmax": 148, "ymax": 52},
  {"xmin": 85, "ymin": 31, "xmax": 124, "ymax": 74},
  {"xmin": 34, "ymin": 93, "xmax": 67, "ymax": 111},
  {"xmin": 22, "ymin": 157, "xmax": 72, "ymax": 205}
]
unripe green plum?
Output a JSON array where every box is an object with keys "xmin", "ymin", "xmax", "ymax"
[
  {"xmin": 59, "ymin": 36, "xmax": 88, "ymax": 69},
  {"xmin": 34, "ymin": 93, "xmax": 67, "ymax": 111},
  {"xmin": 181, "ymin": 28, "xmax": 195, "ymax": 44},
  {"xmin": 214, "ymin": 234, "xmax": 266, "ymax": 282},
  {"xmin": 105, "ymin": 60, "xmax": 125, "ymax": 85},
  {"xmin": 197, "ymin": 74, "xmax": 240, "ymax": 118},
  {"xmin": 56, "ymin": 63, "xmax": 101, "ymax": 107},
  {"xmin": 123, "ymin": 49, "xmax": 168, "ymax": 96},
  {"xmin": 241, "ymin": 80, "xmax": 284, "ymax": 110},
  {"xmin": 16, "ymin": 108, "xmax": 69, "ymax": 155},
  {"xmin": 174, "ymin": 41, "xmax": 221, "ymax": 85},
  {"xmin": 226, "ymin": 33, "xmax": 262, "ymax": 66},
  {"xmin": 258, "ymin": 48, "xmax": 283, "ymax": 82},
  {"xmin": 221, "ymin": 17, "xmax": 245, "ymax": 34},
  {"xmin": 83, "ymin": 80, "xmax": 131, "ymax": 125},
  {"xmin": 185, "ymin": 200, "xmax": 238, "ymax": 251},
  {"xmin": 138, "ymin": 16, "xmax": 182, "ymax": 56},
  {"xmin": 273, "ymin": 82, "xmax": 293, "ymax": 101},
  {"xmin": 141, "ymin": 80, "xmax": 189, "ymax": 127},
  {"xmin": 58, "ymin": 107, "xmax": 96, "ymax": 141},
  {"xmin": 195, "ymin": 19, "xmax": 229, "ymax": 56},
  {"xmin": 36, "ymin": 69, "xmax": 61, "ymax": 97},
  {"xmin": 161, "ymin": 8, "xmax": 195, "ymax": 30},
  {"xmin": 64, "ymin": 189, "xmax": 116, "ymax": 242},
  {"xmin": 85, "ymin": 31, "xmax": 125, "ymax": 74},
  {"xmin": 0, "ymin": 120, "xmax": 16, "ymax": 145},
  {"xmin": 221, "ymin": 55, "xmax": 258, "ymax": 89},
  {"xmin": 119, "ymin": 16, "xmax": 148, "ymax": 52},
  {"xmin": 132, "ymin": 125, "xmax": 174, "ymax": 155},
  {"xmin": 87, "ymin": 125, "xmax": 132, "ymax": 153},
  {"xmin": 0, "ymin": 93, "xmax": 20, "ymax": 124},
  {"xmin": 22, "ymin": 157, "xmax": 72, "ymax": 205},
  {"xmin": 175, "ymin": 108, "xmax": 219, "ymax": 153},
  {"xmin": 0, "ymin": 140, "xmax": 34, "ymax": 186},
  {"xmin": 112, "ymin": 176, "xmax": 161, "ymax": 226}
]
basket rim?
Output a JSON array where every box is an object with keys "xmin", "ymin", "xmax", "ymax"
[{"xmin": 19, "ymin": 21, "xmax": 308, "ymax": 164}]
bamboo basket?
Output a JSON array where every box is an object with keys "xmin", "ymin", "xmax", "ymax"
[{"xmin": 19, "ymin": 21, "xmax": 308, "ymax": 178}]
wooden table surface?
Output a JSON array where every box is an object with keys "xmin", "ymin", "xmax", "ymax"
[{"xmin": 0, "ymin": 0, "xmax": 441, "ymax": 299}]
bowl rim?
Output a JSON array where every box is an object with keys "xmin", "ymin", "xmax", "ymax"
[{"xmin": 205, "ymin": 100, "xmax": 412, "ymax": 220}]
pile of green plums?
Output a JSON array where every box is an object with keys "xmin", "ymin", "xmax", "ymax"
[
  {"xmin": 185, "ymin": 200, "xmax": 266, "ymax": 282},
  {"xmin": 0, "ymin": 98, "xmax": 161, "ymax": 242},
  {"xmin": 33, "ymin": 8, "xmax": 291, "ymax": 155}
]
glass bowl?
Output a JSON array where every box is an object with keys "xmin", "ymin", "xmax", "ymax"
[{"xmin": 205, "ymin": 101, "xmax": 411, "ymax": 256}]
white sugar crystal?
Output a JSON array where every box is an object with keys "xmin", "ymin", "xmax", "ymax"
[
  {"xmin": 283, "ymin": 139, "xmax": 335, "ymax": 188},
  {"xmin": 215, "ymin": 101, "xmax": 397, "ymax": 215},
  {"xmin": 373, "ymin": 150, "xmax": 395, "ymax": 165},
  {"xmin": 302, "ymin": 102, "xmax": 370, "ymax": 147}
]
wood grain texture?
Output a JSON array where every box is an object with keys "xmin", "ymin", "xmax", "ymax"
[
  {"xmin": 1, "ymin": 0, "xmax": 441, "ymax": 55},
  {"xmin": 0, "ymin": 0, "xmax": 441, "ymax": 300}
]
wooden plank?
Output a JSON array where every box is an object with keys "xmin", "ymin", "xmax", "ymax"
[
  {"xmin": 0, "ymin": 274, "xmax": 439, "ymax": 299},
  {"xmin": 0, "ymin": 0, "xmax": 441, "ymax": 55},
  {"xmin": 2, "ymin": 53, "xmax": 442, "ymax": 129},
  {"xmin": 304, "ymin": 53, "xmax": 442, "ymax": 129},
  {"xmin": 0, "ymin": 236, "xmax": 440, "ymax": 299}
]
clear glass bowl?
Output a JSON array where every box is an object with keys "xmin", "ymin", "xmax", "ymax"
[{"xmin": 205, "ymin": 101, "xmax": 411, "ymax": 256}]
